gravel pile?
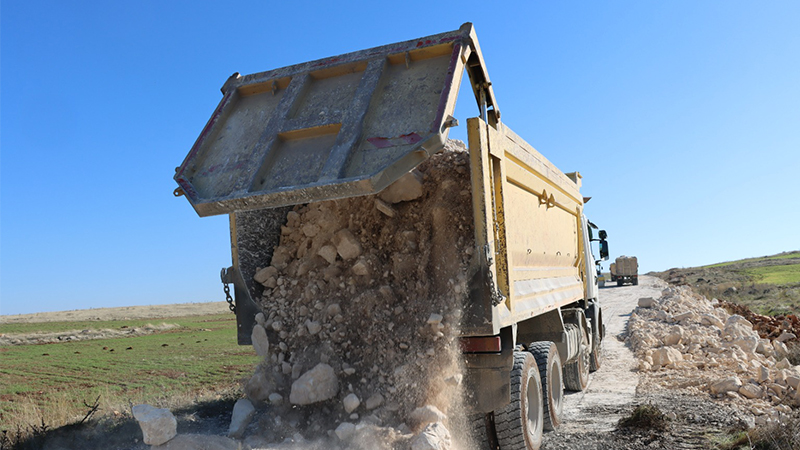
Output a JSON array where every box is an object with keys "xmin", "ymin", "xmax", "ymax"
[{"xmin": 629, "ymin": 285, "xmax": 800, "ymax": 427}]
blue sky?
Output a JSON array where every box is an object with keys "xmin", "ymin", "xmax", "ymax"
[{"xmin": 2, "ymin": 1, "xmax": 798, "ymax": 315}]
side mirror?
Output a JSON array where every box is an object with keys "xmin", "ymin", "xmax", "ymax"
[
  {"xmin": 599, "ymin": 240, "xmax": 609, "ymax": 260},
  {"xmin": 599, "ymin": 230, "xmax": 607, "ymax": 240}
]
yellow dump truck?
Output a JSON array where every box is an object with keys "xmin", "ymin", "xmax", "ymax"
[{"xmin": 175, "ymin": 23, "xmax": 609, "ymax": 450}]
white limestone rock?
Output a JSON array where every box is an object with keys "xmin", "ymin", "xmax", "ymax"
[
  {"xmin": 227, "ymin": 399, "xmax": 255, "ymax": 439},
  {"xmin": 268, "ymin": 393, "xmax": 283, "ymax": 405},
  {"xmin": 375, "ymin": 199, "xmax": 397, "ymax": 218},
  {"xmin": 332, "ymin": 229, "xmax": 362, "ymax": 260},
  {"xmin": 290, "ymin": 363, "xmax": 339, "ymax": 405},
  {"xmin": 710, "ymin": 376, "xmax": 743, "ymax": 395},
  {"xmin": 410, "ymin": 422, "xmax": 452, "ymax": 450},
  {"xmin": 132, "ymin": 404, "xmax": 177, "ymax": 446},
  {"xmin": 343, "ymin": 393, "xmax": 361, "ymax": 414},
  {"xmin": 410, "ymin": 405, "xmax": 447, "ymax": 430},
  {"xmin": 663, "ymin": 326, "xmax": 683, "ymax": 346},
  {"xmin": 244, "ymin": 366, "xmax": 276, "ymax": 402},
  {"xmin": 652, "ymin": 347, "xmax": 683, "ymax": 367},
  {"xmin": 254, "ymin": 266, "xmax": 278, "ymax": 285},
  {"xmin": 774, "ymin": 340, "xmax": 790, "ymax": 357},
  {"xmin": 317, "ymin": 245, "xmax": 338, "ymax": 265},
  {"xmin": 778, "ymin": 332, "xmax": 797, "ymax": 343},
  {"xmin": 739, "ymin": 384, "xmax": 763, "ymax": 399},
  {"xmin": 365, "ymin": 393, "xmax": 384, "ymax": 410},
  {"xmin": 379, "ymin": 170, "xmax": 424, "ymax": 204},
  {"xmin": 335, "ymin": 422, "xmax": 356, "ymax": 441},
  {"xmin": 700, "ymin": 314, "xmax": 724, "ymax": 329},
  {"xmin": 251, "ymin": 324, "xmax": 269, "ymax": 357},
  {"xmin": 638, "ymin": 297, "xmax": 657, "ymax": 308}
]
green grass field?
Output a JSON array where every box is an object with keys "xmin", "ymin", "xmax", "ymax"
[
  {"xmin": 0, "ymin": 313, "xmax": 259, "ymax": 437},
  {"xmin": 653, "ymin": 250, "xmax": 800, "ymax": 316},
  {"xmin": 703, "ymin": 251, "xmax": 800, "ymax": 269}
]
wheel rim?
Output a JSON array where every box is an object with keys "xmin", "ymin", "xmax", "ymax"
[
  {"xmin": 526, "ymin": 367, "xmax": 543, "ymax": 441},
  {"xmin": 551, "ymin": 358, "xmax": 564, "ymax": 417}
]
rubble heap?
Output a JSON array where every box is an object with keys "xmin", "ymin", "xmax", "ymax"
[
  {"xmin": 241, "ymin": 140, "xmax": 476, "ymax": 449},
  {"xmin": 718, "ymin": 300, "xmax": 800, "ymax": 341},
  {"xmin": 629, "ymin": 286, "xmax": 800, "ymax": 426}
]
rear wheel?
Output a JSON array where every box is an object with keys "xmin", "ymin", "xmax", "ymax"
[
  {"xmin": 563, "ymin": 325, "xmax": 590, "ymax": 391},
  {"xmin": 633, "ymin": 278, "xmax": 639, "ymax": 286},
  {"xmin": 470, "ymin": 413, "xmax": 499, "ymax": 450},
  {"xmin": 616, "ymin": 279, "xmax": 623, "ymax": 287},
  {"xmin": 494, "ymin": 351, "xmax": 544, "ymax": 450},
  {"xmin": 528, "ymin": 342, "xmax": 563, "ymax": 431}
]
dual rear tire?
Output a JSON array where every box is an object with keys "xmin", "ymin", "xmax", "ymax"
[{"xmin": 477, "ymin": 343, "xmax": 565, "ymax": 450}]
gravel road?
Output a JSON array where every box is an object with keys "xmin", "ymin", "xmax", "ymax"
[{"xmin": 555, "ymin": 276, "xmax": 663, "ymax": 433}]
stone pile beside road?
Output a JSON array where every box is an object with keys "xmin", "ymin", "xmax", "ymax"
[{"xmin": 629, "ymin": 286, "xmax": 799, "ymax": 426}]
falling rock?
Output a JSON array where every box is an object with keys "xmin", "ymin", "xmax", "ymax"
[
  {"xmin": 332, "ymin": 229, "xmax": 362, "ymax": 260},
  {"xmin": 778, "ymin": 332, "xmax": 797, "ymax": 343},
  {"xmin": 302, "ymin": 223, "xmax": 320, "ymax": 238},
  {"xmin": 154, "ymin": 434, "xmax": 241, "ymax": 450},
  {"xmin": 637, "ymin": 297, "xmax": 657, "ymax": 308},
  {"xmin": 375, "ymin": 199, "xmax": 397, "ymax": 218},
  {"xmin": 444, "ymin": 374, "xmax": 463, "ymax": 387},
  {"xmin": 427, "ymin": 313, "xmax": 444, "ymax": 326},
  {"xmin": 365, "ymin": 393, "xmax": 384, "ymax": 410},
  {"xmin": 227, "ymin": 399, "xmax": 255, "ymax": 439},
  {"xmin": 317, "ymin": 245, "xmax": 338, "ymax": 265},
  {"xmin": 290, "ymin": 363, "xmax": 339, "ymax": 405},
  {"xmin": 411, "ymin": 422, "xmax": 452, "ymax": 450},
  {"xmin": 343, "ymin": 393, "xmax": 361, "ymax": 414},
  {"xmin": 254, "ymin": 266, "xmax": 278, "ymax": 285},
  {"xmin": 251, "ymin": 324, "xmax": 270, "ymax": 357},
  {"xmin": 652, "ymin": 347, "xmax": 683, "ymax": 367},
  {"xmin": 739, "ymin": 384, "xmax": 762, "ymax": 400},
  {"xmin": 352, "ymin": 259, "xmax": 370, "ymax": 276},
  {"xmin": 379, "ymin": 170, "xmax": 424, "ymax": 204},
  {"xmin": 132, "ymin": 404, "xmax": 177, "ymax": 446},
  {"xmin": 268, "ymin": 393, "xmax": 283, "ymax": 405},
  {"xmin": 410, "ymin": 405, "xmax": 447, "ymax": 430},
  {"xmin": 244, "ymin": 366, "xmax": 276, "ymax": 402},
  {"xmin": 710, "ymin": 376, "xmax": 743, "ymax": 395},
  {"xmin": 335, "ymin": 422, "xmax": 356, "ymax": 441}
]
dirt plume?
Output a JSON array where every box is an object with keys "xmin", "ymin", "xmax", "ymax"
[{"xmin": 242, "ymin": 140, "xmax": 476, "ymax": 448}]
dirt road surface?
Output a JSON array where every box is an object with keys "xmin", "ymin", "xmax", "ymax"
[
  {"xmin": 544, "ymin": 276, "xmax": 753, "ymax": 450},
  {"xmin": 556, "ymin": 276, "xmax": 663, "ymax": 433}
]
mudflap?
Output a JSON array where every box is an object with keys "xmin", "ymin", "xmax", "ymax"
[{"xmin": 463, "ymin": 348, "xmax": 513, "ymax": 414}]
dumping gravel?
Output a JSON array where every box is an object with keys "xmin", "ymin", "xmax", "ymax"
[{"xmin": 232, "ymin": 140, "xmax": 476, "ymax": 449}]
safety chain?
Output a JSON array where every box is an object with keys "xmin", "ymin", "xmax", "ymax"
[{"xmin": 220, "ymin": 268, "xmax": 236, "ymax": 314}]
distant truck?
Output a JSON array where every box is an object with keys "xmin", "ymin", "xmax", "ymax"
[{"xmin": 611, "ymin": 256, "xmax": 638, "ymax": 286}]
